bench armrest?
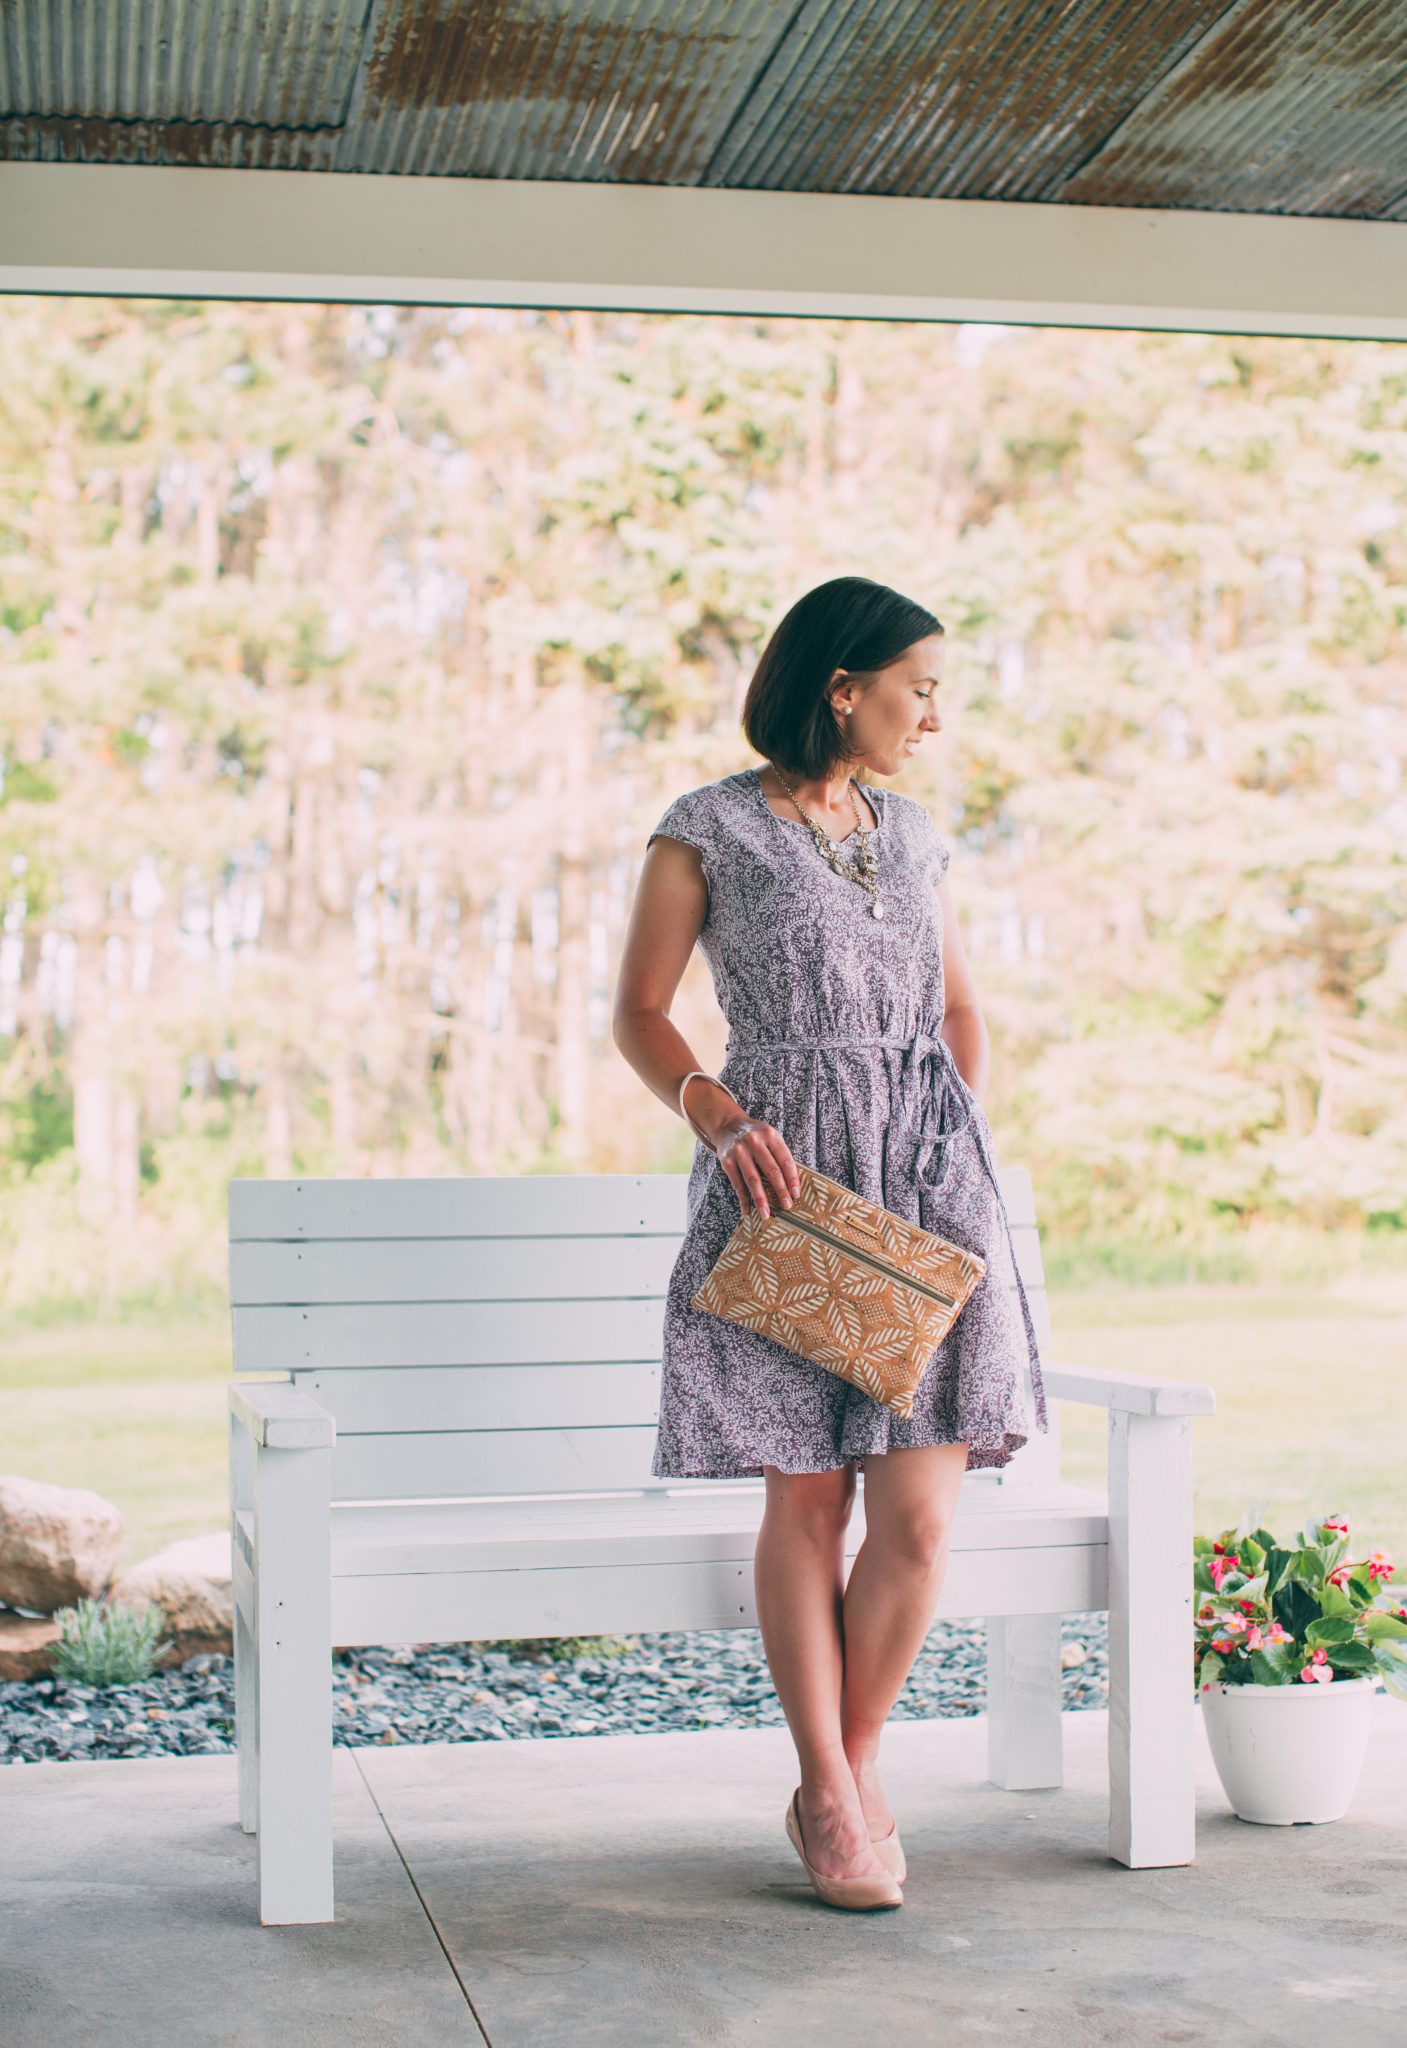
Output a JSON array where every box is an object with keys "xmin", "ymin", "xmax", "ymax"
[
  {"xmin": 1042, "ymin": 1358, "xmax": 1215, "ymax": 1418},
  {"xmin": 229, "ymin": 1379, "xmax": 336, "ymax": 1449}
]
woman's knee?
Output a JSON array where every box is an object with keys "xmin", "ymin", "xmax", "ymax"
[{"xmin": 872, "ymin": 1505, "xmax": 953, "ymax": 1573}]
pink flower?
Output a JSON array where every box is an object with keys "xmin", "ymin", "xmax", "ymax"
[
  {"xmin": 1213, "ymin": 1637, "xmax": 1236, "ymax": 1655},
  {"xmin": 1238, "ymin": 1599, "xmax": 1257, "ymax": 1616},
  {"xmin": 1209, "ymin": 1552, "xmax": 1239, "ymax": 1590},
  {"xmin": 1198, "ymin": 1603, "xmax": 1215, "ymax": 1620},
  {"xmin": 1367, "ymin": 1551, "xmax": 1394, "ymax": 1582},
  {"xmin": 1322, "ymin": 1517, "xmax": 1350, "ymax": 1534},
  {"xmin": 1222, "ymin": 1615, "xmax": 1248, "ymax": 1634},
  {"xmin": 1245, "ymin": 1624, "xmax": 1264, "ymax": 1651},
  {"xmin": 1327, "ymin": 1566, "xmax": 1354, "ymax": 1587},
  {"xmin": 1311, "ymin": 1647, "xmax": 1329, "ymax": 1664},
  {"xmin": 1301, "ymin": 1663, "xmax": 1334, "ymax": 1684},
  {"xmin": 1266, "ymin": 1622, "xmax": 1290, "ymax": 1644}
]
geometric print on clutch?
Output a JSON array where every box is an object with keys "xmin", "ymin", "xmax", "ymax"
[{"xmin": 691, "ymin": 1160, "xmax": 987, "ymax": 1420}]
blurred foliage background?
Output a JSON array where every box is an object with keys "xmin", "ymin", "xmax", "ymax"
[{"xmin": 1, "ymin": 300, "xmax": 1404, "ymax": 1562}]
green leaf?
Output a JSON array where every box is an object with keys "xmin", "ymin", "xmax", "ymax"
[
  {"xmin": 1305, "ymin": 1616, "xmax": 1356, "ymax": 1646},
  {"xmin": 1374, "ymin": 1646, "xmax": 1407, "ymax": 1705},
  {"xmin": 1197, "ymin": 1650, "xmax": 1225, "ymax": 1692},
  {"xmin": 1263, "ymin": 1547, "xmax": 1296, "ymax": 1597},
  {"xmin": 1247, "ymin": 1648, "xmax": 1291, "ymax": 1686},
  {"xmin": 1326, "ymin": 1642, "xmax": 1374, "ymax": 1673},
  {"xmin": 1363, "ymin": 1612, "xmax": 1407, "ymax": 1642},
  {"xmin": 1318, "ymin": 1582, "xmax": 1355, "ymax": 1619}
]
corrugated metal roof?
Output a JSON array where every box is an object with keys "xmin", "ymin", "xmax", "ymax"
[
  {"xmin": 697, "ymin": 0, "xmax": 1240, "ymax": 199},
  {"xmin": 1056, "ymin": 0, "xmax": 1407, "ymax": 219},
  {"xmin": 2, "ymin": 0, "xmax": 1405, "ymax": 220}
]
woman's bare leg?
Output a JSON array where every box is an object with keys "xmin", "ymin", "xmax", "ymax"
[
  {"xmin": 753, "ymin": 1463, "xmax": 888, "ymax": 1881},
  {"xmin": 838, "ymin": 1442, "xmax": 969, "ymax": 1836}
]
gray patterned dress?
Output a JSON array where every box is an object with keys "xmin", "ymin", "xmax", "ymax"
[{"xmin": 646, "ymin": 766, "xmax": 1048, "ymax": 1478}]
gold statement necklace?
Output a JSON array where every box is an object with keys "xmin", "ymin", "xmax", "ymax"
[{"xmin": 768, "ymin": 762, "xmax": 885, "ymax": 919}]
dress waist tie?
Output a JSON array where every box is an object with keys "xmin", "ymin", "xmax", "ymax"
[{"xmin": 724, "ymin": 1030, "xmax": 1047, "ymax": 1429}]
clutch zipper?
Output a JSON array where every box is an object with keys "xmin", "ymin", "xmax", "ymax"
[{"xmin": 767, "ymin": 1208, "xmax": 957, "ymax": 1308}]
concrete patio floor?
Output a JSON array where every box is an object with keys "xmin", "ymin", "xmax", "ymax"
[{"xmin": 3, "ymin": 1697, "xmax": 1405, "ymax": 2048}]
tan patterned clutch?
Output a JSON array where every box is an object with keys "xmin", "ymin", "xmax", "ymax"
[{"xmin": 690, "ymin": 1158, "xmax": 987, "ymax": 1419}]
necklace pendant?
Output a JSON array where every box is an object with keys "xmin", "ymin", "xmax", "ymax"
[{"xmin": 871, "ymin": 898, "xmax": 885, "ymax": 919}]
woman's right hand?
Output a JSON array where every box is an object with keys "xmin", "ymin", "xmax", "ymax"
[{"xmin": 714, "ymin": 1113, "xmax": 800, "ymax": 1221}]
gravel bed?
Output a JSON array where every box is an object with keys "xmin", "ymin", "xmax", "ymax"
[{"xmin": 0, "ymin": 1613, "xmax": 1108, "ymax": 1766}]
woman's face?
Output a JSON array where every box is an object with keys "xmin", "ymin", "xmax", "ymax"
[{"xmin": 830, "ymin": 634, "xmax": 947, "ymax": 777}]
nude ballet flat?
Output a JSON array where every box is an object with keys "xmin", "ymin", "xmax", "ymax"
[
  {"xmin": 869, "ymin": 1821, "xmax": 907, "ymax": 1885},
  {"xmin": 785, "ymin": 1790, "xmax": 903, "ymax": 1911}
]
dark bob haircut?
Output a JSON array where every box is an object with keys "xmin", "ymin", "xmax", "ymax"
[{"xmin": 741, "ymin": 576, "xmax": 944, "ymax": 782}]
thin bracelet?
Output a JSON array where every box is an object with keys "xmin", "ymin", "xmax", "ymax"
[{"xmin": 677, "ymin": 1069, "xmax": 746, "ymax": 1153}]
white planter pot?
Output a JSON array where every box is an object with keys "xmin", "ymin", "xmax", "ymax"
[{"xmin": 1200, "ymin": 1676, "xmax": 1377, "ymax": 1824}]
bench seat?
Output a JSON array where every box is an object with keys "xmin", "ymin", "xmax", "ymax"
[{"xmin": 232, "ymin": 1481, "xmax": 1111, "ymax": 1643}]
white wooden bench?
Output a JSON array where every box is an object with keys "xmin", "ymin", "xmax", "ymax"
[{"xmin": 227, "ymin": 1167, "xmax": 1214, "ymax": 1925}]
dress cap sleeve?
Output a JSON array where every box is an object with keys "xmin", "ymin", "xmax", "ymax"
[{"xmin": 647, "ymin": 790, "xmax": 715, "ymax": 899}]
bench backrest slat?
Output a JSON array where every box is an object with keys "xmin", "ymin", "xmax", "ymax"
[
  {"xmin": 229, "ymin": 1169, "xmax": 1061, "ymax": 1498},
  {"xmin": 230, "ymin": 1235, "xmax": 680, "ymax": 1305}
]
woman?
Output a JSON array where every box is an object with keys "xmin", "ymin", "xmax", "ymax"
[{"xmin": 611, "ymin": 575, "xmax": 1048, "ymax": 1911}]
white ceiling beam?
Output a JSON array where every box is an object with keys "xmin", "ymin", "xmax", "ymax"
[{"xmin": 3, "ymin": 163, "xmax": 1407, "ymax": 341}]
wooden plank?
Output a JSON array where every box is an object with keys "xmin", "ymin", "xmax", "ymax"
[
  {"xmin": 985, "ymin": 1614, "xmax": 1064, "ymax": 1790},
  {"xmin": 231, "ymin": 1234, "xmax": 678, "ymax": 1306},
  {"xmin": 329, "ymin": 1541, "xmax": 1108, "ymax": 1643},
  {"xmin": 331, "ymin": 1425, "xmax": 663, "ymax": 1500},
  {"xmin": 296, "ymin": 1362, "xmax": 662, "ymax": 1435},
  {"xmin": 234, "ymin": 1283, "xmax": 1040, "ymax": 1375},
  {"xmin": 231, "ymin": 1297, "xmax": 668, "ymax": 1371},
  {"xmin": 229, "ymin": 1379, "xmax": 335, "ymax": 1449},
  {"xmin": 996, "ymin": 1166, "xmax": 1036, "ymax": 1228},
  {"xmin": 1044, "ymin": 1360, "xmax": 1216, "ymax": 1417},
  {"xmin": 1107, "ymin": 1411, "xmax": 1197, "ymax": 1869},
  {"xmin": 1007, "ymin": 1221, "xmax": 1045, "ymax": 1289},
  {"xmin": 229, "ymin": 1166, "xmax": 1035, "ymax": 1245},
  {"xmin": 251, "ymin": 1437, "xmax": 334, "ymax": 1924},
  {"xmin": 12, "ymin": 166, "xmax": 1407, "ymax": 347},
  {"xmin": 325, "ymin": 1483, "xmax": 1109, "ymax": 1573},
  {"xmin": 229, "ymin": 1174, "xmax": 687, "ymax": 1241}
]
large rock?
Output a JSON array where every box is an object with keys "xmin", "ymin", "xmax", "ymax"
[
  {"xmin": 0, "ymin": 1609, "xmax": 62, "ymax": 1681},
  {"xmin": 108, "ymin": 1530, "xmax": 233, "ymax": 1668},
  {"xmin": 0, "ymin": 1475, "xmax": 124, "ymax": 1614}
]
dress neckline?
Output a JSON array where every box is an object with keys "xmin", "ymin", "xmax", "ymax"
[{"xmin": 745, "ymin": 765, "xmax": 883, "ymax": 848}]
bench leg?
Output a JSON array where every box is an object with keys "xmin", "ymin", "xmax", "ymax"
[
  {"xmin": 1107, "ymin": 1409, "xmax": 1196, "ymax": 1868},
  {"xmin": 252, "ymin": 1440, "xmax": 335, "ymax": 1925},
  {"xmin": 986, "ymin": 1614, "xmax": 1063, "ymax": 1788},
  {"xmin": 234, "ymin": 1589, "xmax": 258, "ymax": 1834},
  {"xmin": 229, "ymin": 1410, "xmax": 258, "ymax": 1835}
]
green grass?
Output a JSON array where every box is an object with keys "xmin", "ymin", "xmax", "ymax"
[
  {"xmin": 1, "ymin": 1274, "xmax": 1404, "ymax": 1571},
  {"xmin": 1051, "ymin": 1274, "xmax": 1407, "ymax": 1558},
  {"xmin": 0, "ymin": 1317, "xmax": 233, "ymax": 1571}
]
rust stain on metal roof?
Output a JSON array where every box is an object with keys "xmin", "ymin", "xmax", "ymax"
[
  {"xmin": 1057, "ymin": 0, "xmax": 1407, "ymax": 217},
  {"xmin": 353, "ymin": 0, "xmax": 761, "ymax": 185},
  {"xmin": 700, "ymin": 0, "xmax": 1244, "ymax": 201},
  {"xmin": 0, "ymin": 115, "xmax": 338, "ymax": 169}
]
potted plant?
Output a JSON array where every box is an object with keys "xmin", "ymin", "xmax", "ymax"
[{"xmin": 1193, "ymin": 1509, "xmax": 1407, "ymax": 1825}]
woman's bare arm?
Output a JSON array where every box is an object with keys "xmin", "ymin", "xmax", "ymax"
[
  {"xmin": 935, "ymin": 871, "xmax": 991, "ymax": 1104},
  {"xmin": 612, "ymin": 834, "xmax": 799, "ymax": 1218}
]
